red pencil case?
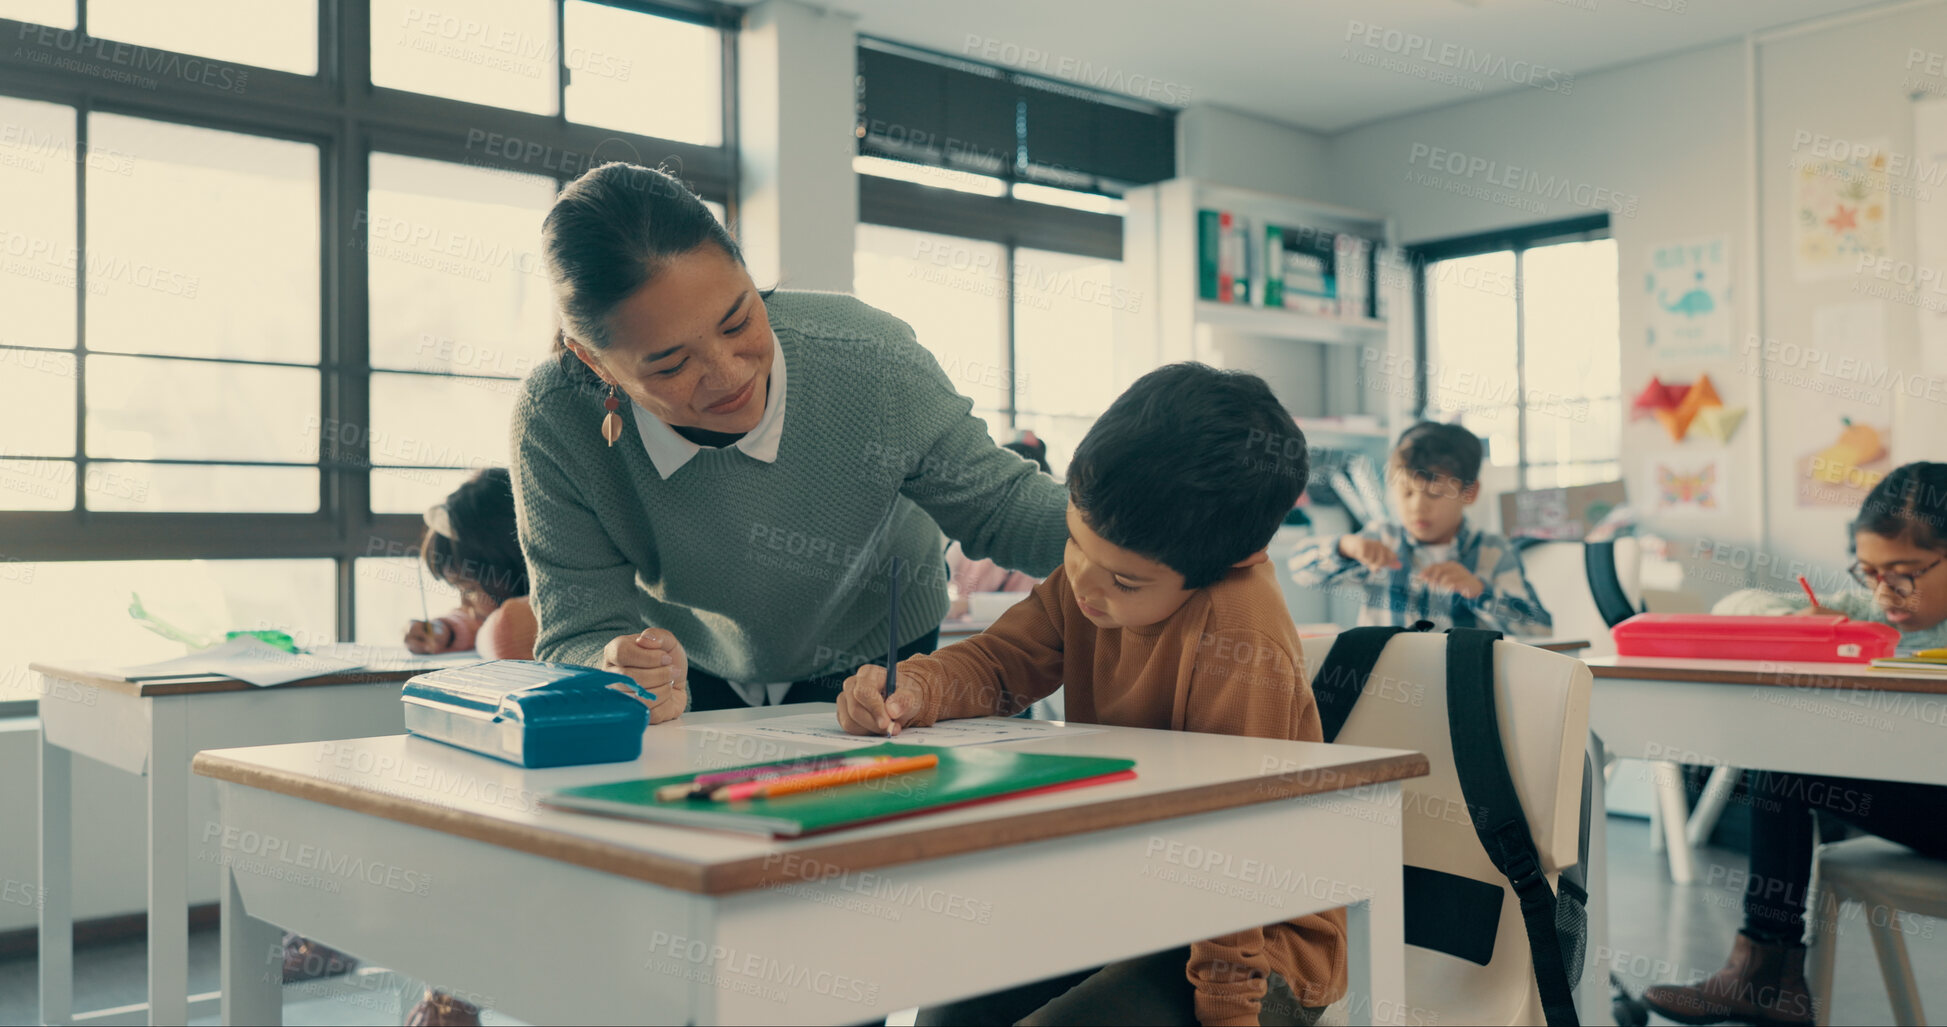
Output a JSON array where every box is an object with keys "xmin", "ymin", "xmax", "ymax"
[{"xmin": 1611, "ymin": 613, "xmax": 1899, "ymax": 663}]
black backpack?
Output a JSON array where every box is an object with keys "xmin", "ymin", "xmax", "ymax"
[{"xmin": 1313, "ymin": 625, "xmax": 1589, "ymax": 1027}]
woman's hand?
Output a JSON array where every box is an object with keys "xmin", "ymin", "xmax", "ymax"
[
  {"xmin": 601, "ymin": 629, "xmax": 689, "ymax": 725},
  {"xmin": 836, "ymin": 663, "xmax": 928, "ymax": 736},
  {"xmin": 404, "ymin": 619, "xmax": 450, "ymax": 654}
]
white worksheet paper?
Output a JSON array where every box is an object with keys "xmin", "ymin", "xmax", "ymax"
[
  {"xmin": 685, "ymin": 712, "xmax": 1105, "ymax": 750},
  {"xmin": 116, "ymin": 636, "xmax": 362, "ymax": 687}
]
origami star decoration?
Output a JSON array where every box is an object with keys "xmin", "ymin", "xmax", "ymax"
[{"xmin": 1635, "ymin": 372, "xmax": 1744, "ymax": 443}]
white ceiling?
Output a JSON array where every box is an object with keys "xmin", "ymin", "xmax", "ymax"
[{"xmin": 785, "ymin": 0, "xmax": 1899, "ymax": 134}]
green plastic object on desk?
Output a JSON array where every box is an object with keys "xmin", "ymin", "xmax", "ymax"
[{"xmin": 127, "ymin": 592, "xmax": 298, "ymax": 653}]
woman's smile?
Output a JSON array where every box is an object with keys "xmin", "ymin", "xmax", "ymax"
[{"xmin": 704, "ymin": 374, "xmax": 759, "ymax": 416}]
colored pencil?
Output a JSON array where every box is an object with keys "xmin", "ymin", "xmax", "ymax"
[
  {"xmin": 653, "ymin": 755, "xmax": 864, "ymax": 802},
  {"xmin": 709, "ymin": 754, "xmax": 938, "ymax": 802},
  {"xmin": 1797, "ymin": 574, "xmax": 1821, "ymax": 609}
]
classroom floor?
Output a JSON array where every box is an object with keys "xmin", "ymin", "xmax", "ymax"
[{"xmin": 0, "ymin": 817, "xmax": 1939, "ymax": 1026}]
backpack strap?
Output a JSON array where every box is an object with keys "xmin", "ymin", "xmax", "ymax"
[
  {"xmin": 1445, "ymin": 628, "xmax": 1582, "ymax": 1027},
  {"xmin": 1311, "ymin": 626, "xmax": 1408, "ymax": 743}
]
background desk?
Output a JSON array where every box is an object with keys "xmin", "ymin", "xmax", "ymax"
[
  {"xmin": 195, "ymin": 704, "xmax": 1428, "ymax": 1026},
  {"xmin": 1586, "ymin": 655, "xmax": 1947, "ymax": 882},
  {"xmin": 32, "ymin": 662, "xmax": 427, "ymax": 1026}
]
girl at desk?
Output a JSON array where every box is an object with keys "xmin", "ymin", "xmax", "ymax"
[
  {"xmin": 944, "ymin": 434, "xmax": 1053, "ymax": 620},
  {"xmin": 1642, "ymin": 461, "xmax": 1947, "ymax": 1027},
  {"xmin": 403, "ymin": 468, "xmax": 538, "ymax": 662},
  {"xmin": 396, "ymin": 468, "xmax": 538, "ymax": 1026}
]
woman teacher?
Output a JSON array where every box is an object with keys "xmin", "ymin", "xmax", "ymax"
[{"xmin": 512, "ymin": 163, "xmax": 1067, "ymax": 720}]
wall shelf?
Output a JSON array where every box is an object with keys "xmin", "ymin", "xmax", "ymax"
[{"xmin": 1193, "ymin": 301, "xmax": 1389, "ymax": 346}]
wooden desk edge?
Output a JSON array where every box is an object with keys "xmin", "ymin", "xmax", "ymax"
[
  {"xmin": 193, "ymin": 749, "xmax": 1429, "ymax": 896},
  {"xmin": 1585, "ymin": 660, "xmax": 1947, "ymax": 694},
  {"xmin": 30, "ymin": 662, "xmax": 417, "ymax": 697}
]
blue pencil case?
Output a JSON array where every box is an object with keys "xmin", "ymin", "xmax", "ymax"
[{"xmin": 400, "ymin": 660, "xmax": 650, "ymax": 768}]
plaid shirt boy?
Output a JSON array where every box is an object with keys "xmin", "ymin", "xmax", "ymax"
[{"xmin": 1287, "ymin": 519, "xmax": 1553, "ymax": 635}]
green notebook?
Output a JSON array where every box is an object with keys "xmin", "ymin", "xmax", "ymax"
[{"xmin": 544, "ymin": 744, "xmax": 1137, "ymax": 837}]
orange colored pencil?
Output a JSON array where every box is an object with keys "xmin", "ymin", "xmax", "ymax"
[{"xmin": 711, "ymin": 754, "xmax": 938, "ymax": 801}]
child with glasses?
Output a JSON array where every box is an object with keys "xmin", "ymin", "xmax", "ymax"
[{"xmin": 1640, "ymin": 461, "xmax": 1947, "ymax": 1027}]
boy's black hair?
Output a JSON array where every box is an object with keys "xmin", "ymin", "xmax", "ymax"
[
  {"xmin": 421, "ymin": 468, "xmax": 530, "ymax": 603},
  {"xmin": 1066, "ymin": 363, "xmax": 1308, "ymax": 589},
  {"xmin": 1853, "ymin": 461, "xmax": 1947, "ymax": 553},
  {"xmin": 1390, "ymin": 421, "xmax": 1484, "ymax": 485}
]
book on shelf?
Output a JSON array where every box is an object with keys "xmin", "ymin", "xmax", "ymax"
[
  {"xmin": 1337, "ymin": 234, "xmax": 1374, "ymax": 321},
  {"xmin": 1195, "ymin": 210, "xmax": 1384, "ymax": 322},
  {"xmin": 1196, "ymin": 208, "xmax": 1255, "ymax": 305}
]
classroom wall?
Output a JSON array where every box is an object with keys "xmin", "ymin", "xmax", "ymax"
[
  {"xmin": 1755, "ymin": 5, "xmax": 1947, "ymax": 583},
  {"xmin": 1322, "ymin": 40, "xmax": 1761, "ymax": 602},
  {"xmin": 737, "ymin": 0, "xmax": 860, "ymax": 292},
  {"xmin": 1177, "ymin": 105, "xmax": 1335, "ymax": 200},
  {"xmin": 0, "ymin": 720, "xmax": 222, "ymax": 934},
  {"xmin": 1320, "ymin": 4, "xmax": 1947, "ymax": 598}
]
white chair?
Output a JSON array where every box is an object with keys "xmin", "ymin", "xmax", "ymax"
[
  {"xmin": 1521, "ymin": 540, "xmax": 1719, "ymax": 883},
  {"xmin": 1806, "ymin": 836, "xmax": 1947, "ymax": 1026},
  {"xmin": 1513, "ymin": 538, "xmax": 1642, "ymax": 656},
  {"xmin": 1300, "ymin": 633, "xmax": 1599, "ymax": 1025}
]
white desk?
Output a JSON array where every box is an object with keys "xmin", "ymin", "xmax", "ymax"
[
  {"xmin": 194, "ymin": 704, "xmax": 1428, "ymax": 1026},
  {"xmin": 33, "ymin": 662, "xmax": 422, "ymax": 1026},
  {"xmin": 1586, "ymin": 655, "xmax": 1947, "ymax": 882}
]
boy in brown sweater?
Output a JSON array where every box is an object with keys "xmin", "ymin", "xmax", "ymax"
[{"xmin": 837, "ymin": 363, "xmax": 1343, "ymax": 1027}]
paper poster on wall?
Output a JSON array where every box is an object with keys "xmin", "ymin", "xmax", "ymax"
[
  {"xmin": 1646, "ymin": 460, "xmax": 1725, "ymax": 517},
  {"xmin": 1918, "ymin": 99, "xmax": 1947, "ymax": 376},
  {"xmin": 1809, "ymin": 301, "xmax": 1891, "ymax": 407},
  {"xmin": 1795, "ymin": 418, "xmax": 1891, "ymax": 507},
  {"xmin": 1645, "ymin": 237, "xmax": 1733, "ymax": 362},
  {"xmin": 1793, "ymin": 142, "xmax": 1890, "ymax": 281}
]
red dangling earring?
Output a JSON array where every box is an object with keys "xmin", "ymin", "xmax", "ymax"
[{"xmin": 601, "ymin": 385, "xmax": 623, "ymax": 447}]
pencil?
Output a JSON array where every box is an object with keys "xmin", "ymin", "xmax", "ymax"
[
  {"xmin": 709, "ymin": 754, "xmax": 938, "ymax": 802},
  {"xmin": 654, "ymin": 755, "xmax": 864, "ymax": 802},
  {"xmin": 886, "ymin": 556, "xmax": 901, "ymax": 709},
  {"xmin": 1797, "ymin": 574, "xmax": 1821, "ymax": 609},
  {"xmin": 415, "ymin": 559, "xmax": 431, "ymax": 626}
]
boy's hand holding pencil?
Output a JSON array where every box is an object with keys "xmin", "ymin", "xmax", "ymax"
[{"xmin": 837, "ymin": 663, "xmax": 930, "ymax": 736}]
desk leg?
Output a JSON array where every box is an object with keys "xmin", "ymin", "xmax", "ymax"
[
  {"xmin": 39, "ymin": 727, "xmax": 73, "ymax": 1026},
  {"xmin": 1347, "ymin": 807, "xmax": 1407, "ymax": 1026},
  {"xmin": 148, "ymin": 697, "xmax": 189, "ymax": 1026},
  {"xmin": 1651, "ymin": 761, "xmax": 1697, "ymax": 884},
  {"xmin": 220, "ymin": 863, "xmax": 283, "ymax": 1026}
]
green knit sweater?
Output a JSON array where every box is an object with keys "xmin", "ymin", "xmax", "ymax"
[{"xmin": 510, "ymin": 290, "xmax": 1069, "ymax": 683}]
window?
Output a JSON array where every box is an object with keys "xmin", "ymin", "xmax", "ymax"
[
  {"xmin": 84, "ymin": 114, "xmax": 322, "ymax": 512},
  {"xmin": 353, "ymin": 557, "xmax": 462, "ymax": 645},
  {"xmin": 89, "ymin": 0, "xmax": 318, "ymax": 76},
  {"xmin": 1012, "ymin": 247, "xmax": 1123, "ymax": 475},
  {"xmin": 564, "ymin": 1, "xmax": 721, "ymax": 145},
  {"xmin": 854, "ymin": 224, "xmax": 1011, "ymax": 438},
  {"xmin": 1417, "ymin": 219, "xmax": 1619, "ymax": 491},
  {"xmin": 371, "ymin": 0, "xmax": 559, "ymax": 115},
  {"xmin": 366, "ymin": 152, "xmax": 555, "ymax": 512},
  {"xmin": 1, "ymin": 0, "xmax": 737, "ymax": 688},
  {"xmin": 853, "ymin": 44, "xmax": 1158, "ymax": 474},
  {"xmin": 0, "ymin": 0, "xmax": 75, "ymax": 29},
  {"xmin": 0, "ymin": 558, "xmax": 335, "ymax": 704},
  {"xmin": 852, "ymin": 228, "xmax": 1128, "ymax": 474}
]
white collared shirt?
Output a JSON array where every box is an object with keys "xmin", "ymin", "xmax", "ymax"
[
  {"xmin": 630, "ymin": 336, "xmax": 788, "ymax": 481},
  {"xmin": 629, "ymin": 338, "xmax": 794, "ymax": 706}
]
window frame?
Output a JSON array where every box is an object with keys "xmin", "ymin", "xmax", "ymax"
[
  {"xmin": 0, "ymin": 0, "xmax": 740, "ymax": 641},
  {"xmin": 1406, "ymin": 214, "xmax": 1615, "ymax": 488}
]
